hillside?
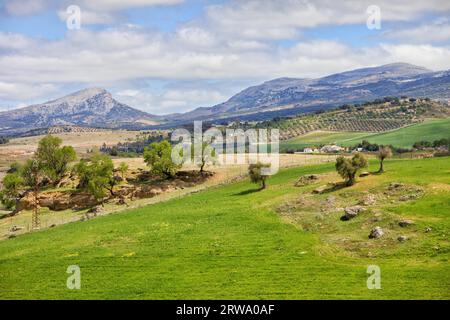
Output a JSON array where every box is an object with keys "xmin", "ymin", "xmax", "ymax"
[
  {"xmin": 0, "ymin": 88, "xmax": 158, "ymax": 136},
  {"xmin": 258, "ymin": 97, "xmax": 450, "ymax": 141},
  {"xmin": 0, "ymin": 157, "xmax": 449, "ymax": 299},
  {"xmin": 168, "ymin": 63, "xmax": 450, "ymax": 122},
  {"xmin": 280, "ymin": 118, "xmax": 450, "ymax": 150}
]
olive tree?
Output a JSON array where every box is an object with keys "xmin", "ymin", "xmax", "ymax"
[
  {"xmin": 144, "ymin": 141, "xmax": 181, "ymax": 178},
  {"xmin": 377, "ymin": 146, "xmax": 393, "ymax": 173},
  {"xmin": 335, "ymin": 153, "xmax": 368, "ymax": 186},
  {"xmin": 0, "ymin": 172, "xmax": 23, "ymax": 209},
  {"xmin": 74, "ymin": 153, "xmax": 114, "ymax": 204},
  {"xmin": 35, "ymin": 135, "xmax": 76, "ymax": 185},
  {"xmin": 248, "ymin": 162, "xmax": 271, "ymax": 190}
]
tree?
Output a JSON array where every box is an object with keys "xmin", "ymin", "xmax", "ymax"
[
  {"xmin": 193, "ymin": 142, "xmax": 217, "ymax": 173},
  {"xmin": 335, "ymin": 153, "xmax": 368, "ymax": 186},
  {"xmin": 143, "ymin": 141, "xmax": 181, "ymax": 178},
  {"xmin": 21, "ymin": 159, "xmax": 45, "ymax": 229},
  {"xmin": 0, "ymin": 172, "xmax": 24, "ymax": 210},
  {"xmin": 35, "ymin": 135, "xmax": 76, "ymax": 185},
  {"xmin": 118, "ymin": 162, "xmax": 129, "ymax": 179},
  {"xmin": 377, "ymin": 146, "xmax": 392, "ymax": 173},
  {"xmin": 74, "ymin": 153, "xmax": 114, "ymax": 204},
  {"xmin": 248, "ymin": 162, "xmax": 271, "ymax": 190}
]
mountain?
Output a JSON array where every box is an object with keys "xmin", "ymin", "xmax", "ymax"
[
  {"xmin": 0, "ymin": 88, "xmax": 158, "ymax": 135},
  {"xmin": 168, "ymin": 63, "xmax": 450, "ymax": 122}
]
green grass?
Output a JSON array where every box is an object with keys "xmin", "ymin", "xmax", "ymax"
[
  {"xmin": 0, "ymin": 157, "xmax": 449, "ymax": 299},
  {"xmin": 342, "ymin": 118, "xmax": 450, "ymax": 148},
  {"xmin": 280, "ymin": 118, "xmax": 450, "ymax": 150}
]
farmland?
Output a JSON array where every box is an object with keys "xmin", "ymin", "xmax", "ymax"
[
  {"xmin": 280, "ymin": 118, "xmax": 450, "ymax": 150},
  {"xmin": 0, "ymin": 156, "xmax": 449, "ymax": 299}
]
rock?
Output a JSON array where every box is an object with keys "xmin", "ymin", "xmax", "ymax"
[
  {"xmin": 116, "ymin": 197, "xmax": 127, "ymax": 205},
  {"xmin": 398, "ymin": 220, "xmax": 414, "ymax": 227},
  {"xmin": 87, "ymin": 205, "xmax": 103, "ymax": 214},
  {"xmin": 295, "ymin": 174, "xmax": 319, "ymax": 187},
  {"xmin": 369, "ymin": 226, "xmax": 384, "ymax": 239},
  {"xmin": 425, "ymin": 227, "xmax": 432, "ymax": 233},
  {"xmin": 343, "ymin": 205, "xmax": 366, "ymax": 220},
  {"xmin": 49, "ymin": 224, "xmax": 56, "ymax": 228},
  {"xmin": 359, "ymin": 171, "xmax": 370, "ymax": 177},
  {"xmin": 9, "ymin": 225, "xmax": 23, "ymax": 232},
  {"xmin": 312, "ymin": 185, "xmax": 328, "ymax": 194},
  {"xmin": 397, "ymin": 235, "xmax": 408, "ymax": 242},
  {"xmin": 359, "ymin": 194, "xmax": 376, "ymax": 206},
  {"xmin": 388, "ymin": 182, "xmax": 405, "ymax": 190}
]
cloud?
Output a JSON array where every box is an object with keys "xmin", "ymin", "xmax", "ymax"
[
  {"xmin": 3, "ymin": 0, "xmax": 49, "ymax": 16},
  {"xmin": 116, "ymin": 87, "xmax": 229, "ymax": 114},
  {"xmin": 2, "ymin": 0, "xmax": 450, "ymax": 113},
  {"xmin": 4, "ymin": 0, "xmax": 184, "ymax": 17},
  {"xmin": 384, "ymin": 18, "xmax": 450, "ymax": 43}
]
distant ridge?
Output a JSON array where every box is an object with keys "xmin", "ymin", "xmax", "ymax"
[{"xmin": 0, "ymin": 88, "xmax": 159, "ymax": 135}]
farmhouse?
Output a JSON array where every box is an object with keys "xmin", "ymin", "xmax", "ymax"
[{"xmin": 320, "ymin": 144, "xmax": 344, "ymax": 153}]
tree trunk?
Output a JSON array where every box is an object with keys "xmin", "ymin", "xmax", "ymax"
[
  {"xmin": 378, "ymin": 159, "xmax": 384, "ymax": 173},
  {"xmin": 261, "ymin": 179, "xmax": 266, "ymax": 189}
]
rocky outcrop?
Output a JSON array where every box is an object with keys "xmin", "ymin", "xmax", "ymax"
[{"xmin": 16, "ymin": 191, "xmax": 97, "ymax": 212}]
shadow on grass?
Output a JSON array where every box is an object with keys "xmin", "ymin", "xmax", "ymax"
[{"xmin": 233, "ymin": 188, "xmax": 263, "ymax": 196}]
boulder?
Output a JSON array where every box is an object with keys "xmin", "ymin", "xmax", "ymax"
[
  {"xmin": 397, "ymin": 235, "xmax": 408, "ymax": 242},
  {"xmin": 343, "ymin": 205, "xmax": 366, "ymax": 220},
  {"xmin": 425, "ymin": 227, "xmax": 432, "ymax": 233},
  {"xmin": 312, "ymin": 185, "xmax": 328, "ymax": 194},
  {"xmin": 9, "ymin": 225, "xmax": 23, "ymax": 232},
  {"xmin": 398, "ymin": 219, "xmax": 414, "ymax": 227},
  {"xmin": 369, "ymin": 226, "xmax": 384, "ymax": 239}
]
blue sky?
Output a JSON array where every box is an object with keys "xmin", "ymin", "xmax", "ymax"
[{"xmin": 1, "ymin": 0, "xmax": 450, "ymax": 114}]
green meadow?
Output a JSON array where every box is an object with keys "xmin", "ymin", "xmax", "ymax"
[
  {"xmin": 0, "ymin": 157, "xmax": 449, "ymax": 299},
  {"xmin": 280, "ymin": 118, "xmax": 450, "ymax": 150}
]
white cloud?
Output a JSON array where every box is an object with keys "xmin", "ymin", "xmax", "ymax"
[
  {"xmin": 384, "ymin": 19, "xmax": 450, "ymax": 43},
  {"xmin": 116, "ymin": 87, "xmax": 229, "ymax": 114},
  {"xmin": 4, "ymin": 0, "xmax": 49, "ymax": 16}
]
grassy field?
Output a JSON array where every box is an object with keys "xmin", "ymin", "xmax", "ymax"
[
  {"xmin": 280, "ymin": 118, "xmax": 450, "ymax": 150},
  {"xmin": 0, "ymin": 156, "xmax": 449, "ymax": 299}
]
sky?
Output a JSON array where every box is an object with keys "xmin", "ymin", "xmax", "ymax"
[{"xmin": 0, "ymin": 0, "xmax": 450, "ymax": 114}]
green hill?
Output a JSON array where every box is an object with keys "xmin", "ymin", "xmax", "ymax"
[
  {"xmin": 281, "ymin": 118, "xmax": 450, "ymax": 150},
  {"xmin": 1, "ymin": 156, "xmax": 449, "ymax": 299},
  {"xmin": 341, "ymin": 118, "xmax": 450, "ymax": 148}
]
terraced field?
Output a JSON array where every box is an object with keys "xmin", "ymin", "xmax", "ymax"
[{"xmin": 1, "ymin": 156, "xmax": 449, "ymax": 299}]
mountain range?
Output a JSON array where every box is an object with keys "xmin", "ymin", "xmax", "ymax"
[{"xmin": 1, "ymin": 63, "xmax": 450, "ymax": 135}]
